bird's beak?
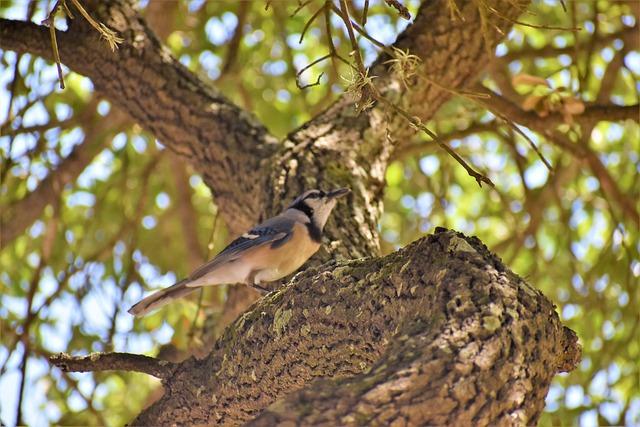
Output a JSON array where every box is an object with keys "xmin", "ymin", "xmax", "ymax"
[{"xmin": 327, "ymin": 187, "xmax": 350, "ymax": 199}]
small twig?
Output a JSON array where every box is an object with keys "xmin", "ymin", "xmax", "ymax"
[
  {"xmin": 485, "ymin": 3, "xmax": 580, "ymax": 31},
  {"xmin": 188, "ymin": 210, "xmax": 220, "ymax": 342},
  {"xmin": 285, "ymin": 1, "xmax": 356, "ymax": 91},
  {"xmin": 42, "ymin": 0, "xmax": 65, "ymax": 89},
  {"xmin": 188, "ymin": 289, "xmax": 205, "ymax": 341},
  {"xmin": 296, "ymin": 53, "xmax": 333, "ymax": 90},
  {"xmin": 393, "ymin": 121, "xmax": 497, "ymax": 159},
  {"xmin": 336, "ymin": 8, "xmax": 392, "ymax": 53},
  {"xmin": 470, "ymin": 84, "xmax": 553, "ymax": 171},
  {"xmin": 220, "ymin": 0, "xmax": 250, "ymax": 76},
  {"xmin": 299, "ymin": 3, "xmax": 325, "ymax": 43},
  {"xmin": 61, "ymin": 0, "xmax": 74, "ymax": 18},
  {"xmin": 0, "ymin": 118, "xmax": 74, "ymax": 137},
  {"xmin": 16, "ymin": 257, "xmax": 45, "ymax": 426},
  {"xmin": 377, "ymin": 95, "xmax": 495, "ymax": 188},
  {"xmin": 361, "ymin": 0, "xmax": 369, "ymax": 25},
  {"xmin": 384, "ymin": 0, "xmax": 411, "ymax": 20},
  {"xmin": 337, "ymin": 0, "xmax": 366, "ymax": 75},
  {"xmin": 335, "ymin": 0, "xmax": 376, "ymax": 109},
  {"xmin": 274, "ymin": 7, "xmax": 313, "ymax": 106},
  {"xmin": 351, "ymin": 20, "xmax": 387, "ymax": 50},
  {"xmin": 419, "ymin": 74, "xmax": 490, "ymax": 100},
  {"xmin": 324, "ymin": 2, "xmax": 340, "ymax": 69},
  {"xmin": 1, "ymin": 52, "xmax": 24, "ymax": 174},
  {"xmin": 290, "ymin": 0, "xmax": 314, "ymax": 18},
  {"xmin": 297, "ymin": 72, "xmax": 325, "ymax": 89},
  {"xmin": 49, "ymin": 352, "xmax": 177, "ymax": 379},
  {"xmin": 503, "ymin": 119, "xmax": 553, "ymax": 172},
  {"xmin": 295, "ymin": 52, "xmax": 351, "ymax": 90},
  {"xmin": 297, "ymin": 53, "xmax": 332, "ymax": 78},
  {"xmin": 446, "ymin": 0, "xmax": 464, "ymax": 21},
  {"xmin": 68, "ymin": 0, "xmax": 123, "ymax": 51}
]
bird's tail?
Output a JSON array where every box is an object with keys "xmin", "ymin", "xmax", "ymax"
[{"xmin": 128, "ymin": 279, "xmax": 196, "ymax": 317}]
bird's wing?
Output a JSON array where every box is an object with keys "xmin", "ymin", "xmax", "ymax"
[{"xmin": 187, "ymin": 215, "xmax": 295, "ymax": 282}]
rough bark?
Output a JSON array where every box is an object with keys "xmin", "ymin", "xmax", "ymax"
[{"xmin": 130, "ymin": 229, "xmax": 579, "ymax": 425}]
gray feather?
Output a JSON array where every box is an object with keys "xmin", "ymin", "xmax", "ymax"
[
  {"xmin": 187, "ymin": 214, "xmax": 295, "ymax": 282},
  {"xmin": 128, "ymin": 280, "xmax": 194, "ymax": 317}
]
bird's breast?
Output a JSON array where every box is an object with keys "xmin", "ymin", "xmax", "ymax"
[{"xmin": 253, "ymin": 222, "xmax": 321, "ymax": 283}]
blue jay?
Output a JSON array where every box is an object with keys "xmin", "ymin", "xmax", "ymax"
[{"xmin": 128, "ymin": 188, "xmax": 350, "ymax": 316}]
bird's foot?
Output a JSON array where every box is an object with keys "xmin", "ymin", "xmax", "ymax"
[{"xmin": 251, "ymin": 283, "xmax": 270, "ymax": 295}]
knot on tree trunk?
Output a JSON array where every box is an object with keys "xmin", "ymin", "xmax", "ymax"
[{"xmin": 134, "ymin": 229, "xmax": 580, "ymax": 426}]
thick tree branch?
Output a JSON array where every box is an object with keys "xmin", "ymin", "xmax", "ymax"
[
  {"xmin": 50, "ymin": 352, "xmax": 177, "ymax": 380},
  {"xmin": 576, "ymin": 104, "xmax": 639, "ymax": 126},
  {"xmin": 0, "ymin": 9, "xmax": 278, "ymax": 234},
  {"xmin": 478, "ymin": 84, "xmax": 638, "ymax": 129},
  {"xmin": 0, "ymin": 19, "xmax": 56, "ymax": 62},
  {"xmin": 132, "ymin": 229, "xmax": 580, "ymax": 425}
]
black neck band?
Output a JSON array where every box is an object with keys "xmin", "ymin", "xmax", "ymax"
[
  {"xmin": 294, "ymin": 203, "xmax": 314, "ymax": 220},
  {"xmin": 305, "ymin": 221, "xmax": 322, "ymax": 243},
  {"xmin": 292, "ymin": 203, "xmax": 322, "ymax": 243}
]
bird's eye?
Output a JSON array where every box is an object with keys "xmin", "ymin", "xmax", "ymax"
[{"xmin": 306, "ymin": 192, "xmax": 320, "ymax": 199}]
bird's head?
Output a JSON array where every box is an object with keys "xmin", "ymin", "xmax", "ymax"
[{"xmin": 288, "ymin": 188, "xmax": 350, "ymax": 229}]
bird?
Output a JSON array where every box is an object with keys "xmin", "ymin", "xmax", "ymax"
[{"xmin": 128, "ymin": 187, "xmax": 350, "ymax": 316}]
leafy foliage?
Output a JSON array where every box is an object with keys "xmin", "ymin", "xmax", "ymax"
[{"xmin": 0, "ymin": 0, "xmax": 638, "ymax": 426}]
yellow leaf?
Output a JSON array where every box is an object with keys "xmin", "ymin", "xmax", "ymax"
[
  {"xmin": 563, "ymin": 98, "xmax": 585, "ymax": 115},
  {"xmin": 512, "ymin": 73, "xmax": 550, "ymax": 88},
  {"xmin": 522, "ymin": 95, "xmax": 543, "ymax": 111}
]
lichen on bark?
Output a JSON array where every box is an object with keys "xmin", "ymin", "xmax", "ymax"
[{"xmin": 134, "ymin": 229, "xmax": 580, "ymax": 425}]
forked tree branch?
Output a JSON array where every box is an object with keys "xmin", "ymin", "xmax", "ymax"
[
  {"xmin": 261, "ymin": 0, "xmax": 529, "ymax": 259},
  {"xmin": 475, "ymin": 85, "xmax": 640, "ymax": 224}
]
